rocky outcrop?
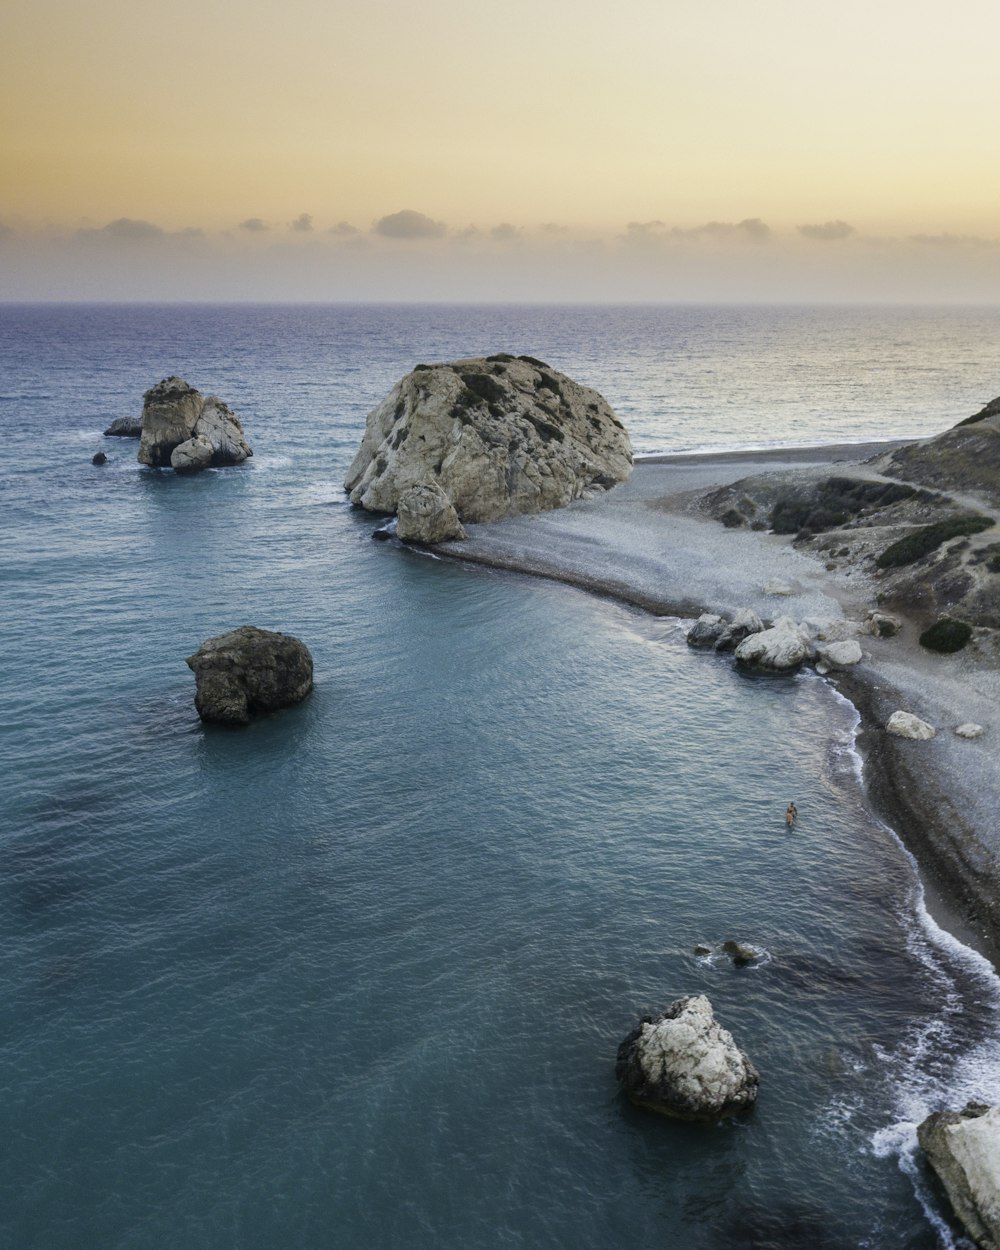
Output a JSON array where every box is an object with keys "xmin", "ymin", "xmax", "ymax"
[
  {"xmin": 886, "ymin": 710, "xmax": 936, "ymax": 739},
  {"xmin": 918, "ymin": 1102, "xmax": 1000, "ymax": 1249},
  {"xmin": 103, "ymin": 415, "xmax": 142, "ymax": 437},
  {"xmin": 396, "ymin": 482, "xmax": 467, "ymax": 544},
  {"xmin": 185, "ymin": 626, "xmax": 312, "ymax": 725},
  {"xmin": 878, "ymin": 398, "xmax": 1000, "ymax": 507},
  {"xmin": 734, "ymin": 617, "xmax": 809, "ymax": 672},
  {"xmin": 715, "ymin": 608, "xmax": 764, "ymax": 652},
  {"xmin": 615, "ymin": 995, "xmax": 759, "ymax": 1121},
  {"xmin": 92, "ymin": 451, "xmax": 107, "ymax": 465},
  {"xmin": 138, "ymin": 377, "xmax": 252, "ymax": 472},
  {"xmin": 344, "ymin": 356, "xmax": 632, "ymax": 532},
  {"xmin": 686, "ymin": 614, "xmax": 727, "ymax": 647}
]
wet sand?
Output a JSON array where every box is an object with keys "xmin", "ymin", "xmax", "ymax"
[{"xmin": 437, "ymin": 444, "xmax": 1000, "ymax": 966}]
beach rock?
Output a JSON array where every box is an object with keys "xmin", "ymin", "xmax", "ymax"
[
  {"xmin": 687, "ymin": 613, "xmax": 727, "ymax": 647},
  {"xmin": 886, "ymin": 711, "xmax": 937, "ymax": 740},
  {"xmin": 103, "ymin": 415, "xmax": 142, "ymax": 437},
  {"xmin": 138, "ymin": 377, "xmax": 252, "ymax": 471},
  {"xmin": 615, "ymin": 994, "xmax": 759, "ymax": 1121},
  {"xmin": 396, "ymin": 482, "xmax": 467, "ymax": 544},
  {"xmin": 185, "ymin": 626, "xmax": 313, "ymax": 726},
  {"xmin": 715, "ymin": 608, "xmax": 764, "ymax": 652},
  {"xmin": 344, "ymin": 356, "xmax": 632, "ymax": 530},
  {"xmin": 734, "ymin": 619, "xmax": 809, "ymax": 672},
  {"xmin": 863, "ymin": 610, "xmax": 902, "ymax": 638},
  {"xmin": 955, "ymin": 723, "xmax": 986, "ymax": 739},
  {"xmin": 917, "ymin": 1102, "xmax": 1000, "ymax": 1249},
  {"xmin": 815, "ymin": 640, "xmax": 863, "ymax": 671},
  {"xmin": 91, "ymin": 451, "xmax": 107, "ymax": 465}
]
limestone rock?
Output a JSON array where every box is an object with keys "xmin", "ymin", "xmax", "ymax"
[
  {"xmin": 734, "ymin": 619, "xmax": 809, "ymax": 672},
  {"xmin": 138, "ymin": 377, "xmax": 252, "ymax": 471},
  {"xmin": 185, "ymin": 626, "xmax": 312, "ymax": 726},
  {"xmin": 886, "ymin": 710, "xmax": 937, "ymax": 740},
  {"xmin": 687, "ymin": 613, "xmax": 727, "ymax": 648},
  {"xmin": 918, "ymin": 1103, "xmax": 1000, "ymax": 1249},
  {"xmin": 863, "ymin": 610, "xmax": 902, "ymax": 638},
  {"xmin": 171, "ymin": 435, "xmax": 214, "ymax": 473},
  {"xmin": 103, "ymin": 415, "xmax": 142, "ymax": 437},
  {"xmin": 715, "ymin": 608, "xmax": 764, "ymax": 652},
  {"xmin": 344, "ymin": 356, "xmax": 632, "ymax": 529},
  {"xmin": 955, "ymin": 723, "xmax": 986, "ymax": 739},
  {"xmin": 396, "ymin": 482, "xmax": 467, "ymax": 544},
  {"xmin": 815, "ymin": 639, "xmax": 863, "ymax": 671},
  {"xmin": 616, "ymin": 994, "xmax": 759, "ymax": 1121}
]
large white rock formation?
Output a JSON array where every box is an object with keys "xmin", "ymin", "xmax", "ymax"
[
  {"xmin": 615, "ymin": 994, "xmax": 759, "ymax": 1120},
  {"xmin": 138, "ymin": 377, "xmax": 252, "ymax": 472},
  {"xmin": 344, "ymin": 355, "xmax": 632, "ymax": 530},
  {"xmin": 734, "ymin": 616, "xmax": 809, "ymax": 672},
  {"xmin": 918, "ymin": 1103, "xmax": 1000, "ymax": 1249}
]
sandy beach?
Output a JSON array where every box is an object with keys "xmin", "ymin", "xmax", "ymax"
[{"xmin": 438, "ymin": 443, "xmax": 1000, "ymax": 966}]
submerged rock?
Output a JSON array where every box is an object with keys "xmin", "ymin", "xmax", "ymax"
[
  {"xmin": 138, "ymin": 377, "xmax": 252, "ymax": 472},
  {"xmin": 186, "ymin": 626, "xmax": 312, "ymax": 726},
  {"xmin": 344, "ymin": 356, "xmax": 632, "ymax": 534},
  {"xmin": 103, "ymin": 415, "xmax": 142, "ymax": 437},
  {"xmin": 886, "ymin": 710, "xmax": 937, "ymax": 740},
  {"xmin": 615, "ymin": 994, "xmax": 759, "ymax": 1121},
  {"xmin": 918, "ymin": 1102, "xmax": 1000, "ymax": 1249},
  {"xmin": 91, "ymin": 451, "xmax": 107, "ymax": 465}
]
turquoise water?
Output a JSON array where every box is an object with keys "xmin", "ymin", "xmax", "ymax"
[{"xmin": 3, "ymin": 304, "xmax": 1000, "ymax": 1248}]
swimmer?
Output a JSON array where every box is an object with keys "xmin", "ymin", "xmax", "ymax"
[{"xmin": 785, "ymin": 802, "xmax": 798, "ymax": 826}]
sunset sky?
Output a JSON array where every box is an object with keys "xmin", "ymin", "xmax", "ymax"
[{"xmin": 3, "ymin": 0, "xmax": 1000, "ymax": 300}]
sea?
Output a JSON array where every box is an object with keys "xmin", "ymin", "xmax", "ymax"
[{"xmin": 2, "ymin": 303, "xmax": 1000, "ymax": 1250}]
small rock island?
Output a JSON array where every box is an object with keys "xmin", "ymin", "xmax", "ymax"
[
  {"xmin": 186, "ymin": 627, "xmax": 313, "ymax": 725},
  {"xmin": 138, "ymin": 376, "xmax": 252, "ymax": 473},
  {"xmin": 344, "ymin": 355, "xmax": 632, "ymax": 542}
]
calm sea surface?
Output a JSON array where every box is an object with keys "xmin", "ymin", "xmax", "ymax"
[{"xmin": 3, "ymin": 304, "xmax": 1000, "ymax": 1249}]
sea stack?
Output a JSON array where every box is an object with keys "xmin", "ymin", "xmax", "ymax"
[
  {"xmin": 615, "ymin": 995, "xmax": 759, "ymax": 1121},
  {"xmin": 138, "ymin": 377, "xmax": 252, "ymax": 472},
  {"xmin": 186, "ymin": 626, "xmax": 313, "ymax": 725},
  {"xmin": 344, "ymin": 355, "xmax": 632, "ymax": 535}
]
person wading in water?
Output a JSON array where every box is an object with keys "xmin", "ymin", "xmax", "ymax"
[{"xmin": 786, "ymin": 802, "xmax": 798, "ymax": 827}]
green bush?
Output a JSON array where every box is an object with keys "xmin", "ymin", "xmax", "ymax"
[
  {"xmin": 919, "ymin": 618, "xmax": 973, "ymax": 653},
  {"xmin": 876, "ymin": 514, "xmax": 995, "ymax": 569}
]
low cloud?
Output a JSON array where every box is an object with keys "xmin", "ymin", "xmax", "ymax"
[
  {"xmin": 675, "ymin": 218, "xmax": 771, "ymax": 241},
  {"xmin": 0, "ymin": 222, "xmax": 12, "ymax": 240},
  {"xmin": 372, "ymin": 209, "xmax": 447, "ymax": 239},
  {"xmin": 798, "ymin": 220, "xmax": 856, "ymax": 241},
  {"xmin": 491, "ymin": 223, "xmax": 521, "ymax": 242},
  {"xmin": 329, "ymin": 221, "xmax": 359, "ymax": 236},
  {"xmin": 290, "ymin": 213, "xmax": 313, "ymax": 233},
  {"xmin": 239, "ymin": 217, "xmax": 269, "ymax": 232},
  {"xmin": 909, "ymin": 232, "xmax": 999, "ymax": 248},
  {"xmin": 539, "ymin": 222, "xmax": 569, "ymax": 235},
  {"xmin": 85, "ymin": 217, "xmax": 165, "ymax": 241}
]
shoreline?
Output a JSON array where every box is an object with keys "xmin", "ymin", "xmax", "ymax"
[{"xmin": 432, "ymin": 443, "xmax": 1000, "ymax": 969}]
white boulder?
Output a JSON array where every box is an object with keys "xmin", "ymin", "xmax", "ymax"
[
  {"xmin": 396, "ymin": 482, "xmax": 467, "ymax": 544},
  {"xmin": 955, "ymin": 723, "xmax": 986, "ymax": 739},
  {"xmin": 615, "ymin": 994, "xmax": 759, "ymax": 1121},
  {"xmin": 918, "ymin": 1103, "xmax": 1000, "ymax": 1250},
  {"xmin": 686, "ymin": 613, "xmax": 727, "ymax": 648},
  {"xmin": 886, "ymin": 711, "xmax": 937, "ymax": 740},
  {"xmin": 814, "ymin": 639, "xmax": 863, "ymax": 671},
  {"xmin": 734, "ymin": 619, "xmax": 809, "ymax": 671}
]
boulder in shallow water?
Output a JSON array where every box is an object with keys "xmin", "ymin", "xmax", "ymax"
[
  {"xmin": 344, "ymin": 355, "xmax": 632, "ymax": 531},
  {"xmin": 715, "ymin": 608, "xmax": 764, "ymax": 652},
  {"xmin": 615, "ymin": 994, "xmax": 759, "ymax": 1121},
  {"xmin": 918, "ymin": 1102, "xmax": 1000, "ymax": 1249},
  {"xmin": 687, "ymin": 613, "xmax": 727, "ymax": 648},
  {"xmin": 103, "ymin": 415, "xmax": 142, "ymax": 437},
  {"xmin": 396, "ymin": 482, "xmax": 467, "ymax": 544},
  {"xmin": 886, "ymin": 710, "xmax": 936, "ymax": 740},
  {"xmin": 91, "ymin": 451, "xmax": 107, "ymax": 465},
  {"xmin": 138, "ymin": 377, "xmax": 252, "ymax": 471},
  {"xmin": 734, "ymin": 619, "xmax": 808, "ymax": 672},
  {"xmin": 170, "ymin": 435, "xmax": 214, "ymax": 474},
  {"xmin": 186, "ymin": 626, "xmax": 312, "ymax": 725}
]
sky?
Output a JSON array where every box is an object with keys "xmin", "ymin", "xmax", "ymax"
[{"xmin": 3, "ymin": 0, "xmax": 1000, "ymax": 301}]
